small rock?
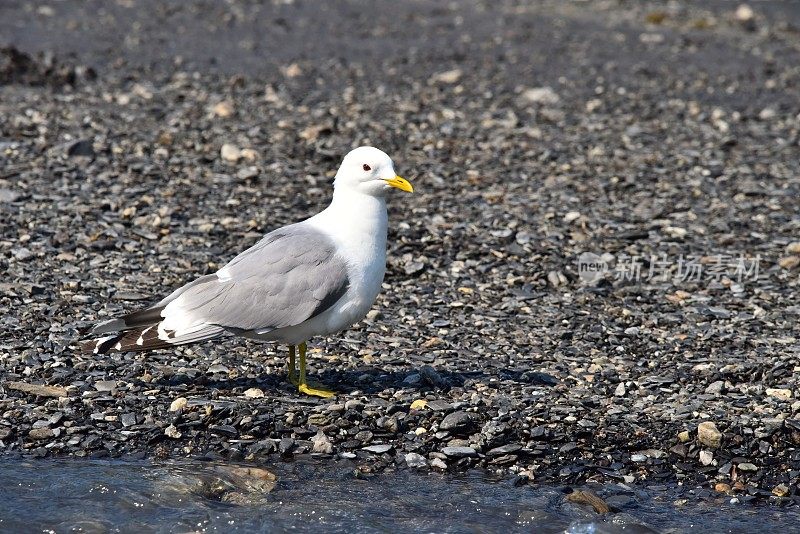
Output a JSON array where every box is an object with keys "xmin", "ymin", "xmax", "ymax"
[
  {"xmin": 735, "ymin": 4, "xmax": 754, "ymax": 22},
  {"xmin": 0, "ymin": 188, "xmax": 20, "ymax": 202},
  {"xmin": 212, "ymin": 101, "xmax": 234, "ymax": 118},
  {"xmin": 311, "ymin": 431, "xmax": 333, "ymax": 454},
  {"xmin": 677, "ymin": 430, "xmax": 691, "ymax": 443},
  {"xmin": 28, "ymin": 428, "xmax": 54, "ymax": 440},
  {"xmin": 403, "ymin": 374, "xmax": 421, "ymax": 385},
  {"xmin": 439, "ymin": 411, "xmax": 474, "ymax": 433},
  {"xmin": 737, "ymin": 462, "xmax": 757, "ymax": 472},
  {"xmin": 778, "ymin": 256, "xmax": 799, "ymax": 270},
  {"xmin": 405, "ymin": 452, "xmax": 427, "ymax": 468},
  {"xmin": 363, "ymin": 444, "xmax": 393, "ymax": 454},
  {"xmin": 120, "ymin": 413, "xmax": 137, "ymax": 427},
  {"xmin": 486, "ymin": 443, "xmax": 522, "ymax": 456},
  {"xmin": 66, "ymin": 139, "xmax": 95, "ymax": 157},
  {"xmin": 240, "ymin": 148, "xmax": 258, "ymax": 161},
  {"xmin": 419, "ymin": 365, "xmax": 448, "ymax": 388},
  {"xmin": 773, "ymin": 484, "xmax": 790, "ymax": 497},
  {"xmin": 758, "ymin": 108, "xmax": 776, "ymax": 121},
  {"xmin": 207, "ymin": 363, "xmax": 230, "ymax": 374},
  {"xmin": 169, "ymin": 397, "xmax": 188, "ymax": 412},
  {"xmin": 164, "ymin": 425, "xmax": 182, "ymax": 439},
  {"xmin": 430, "ymin": 69, "xmax": 462, "ymax": 84},
  {"xmin": 220, "ymin": 144, "xmax": 241, "ymax": 162},
  {"xmin": 522, "ymin": 86, "xmax": 560, "ymax": 105},
  {"xmin": 614, "ymin": 383, "xmax": 626, "ymax": 397},
  {"xmin": 283, "ymin": 63, "xmax": 303, "ymax": 78},
  {"xmin": 279, "ymin": 438, "xmax": 295, "ymax": 454},
  {"xmin": 94, "ymin": 380, "xmax": 116, "ymax": 392},
  {"xmin": 441, "ymin": 446, "xmax": 477, "ymax": 457},
  {"xmin": 5, "ymin": 381, "xmax": 67, "ymax": 398},
  {"xmin": 715, "ymin": 483, "xmax": 731, "ymax": 493},
  {"xmin": 345, "ymin": 399, "xmax": 364, "ymax": 411},
  {"xmin": 699, "ymin": 450, "xmax": 714, "ymax": 466},
  {"xmin": 566, "ymin": 490, "xmax": 610, "ymax": 514},
  {"xmin": 766, "ymin": 388, "xmax": 792, "ymax": 401},
  {"xmin": 244, "ymin": 388, "xmax": 264, "ymax": 399},
  {"xmin": 13, "ymin": 248, "xmax": 33, "ymax": 262},
  {"xmin": 786, "ymin": 242, "xmax": 800, "ymax": 255},
  {"xmin": 697, "ymin": 421, "xmax": 722, "ymax": 449},
  {"xmin": 410, "ymin": 399, "xmax": 428, "ymax": 410},
  {"xmin": 430, "ymin": 457, "xmax": 448, "ymax": 469},
  {"xmin": 237, "ymin": 167, "xmax": 259, "ymax": 180}
]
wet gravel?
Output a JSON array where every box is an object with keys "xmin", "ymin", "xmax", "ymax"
[{"xmin": 1, "ymin": 0, "xmax": 800, "ymax": 505}]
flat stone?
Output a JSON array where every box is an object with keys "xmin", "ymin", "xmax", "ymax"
[
  {"xmin": 441, "ymin": 446, "xmax": 477, "ymax": 457},
  {"xmin": 487, "ymin": 443, "xmax": 522, "ymax": 456},
  {"xmin": 28, "ymin": 428, "xmax": 54, "ymax": 440},
  {"xmin": 5, "ymin": 381, "xmax": 68, "ymax": 398},
  {"xmin": 244, "ymin": 388, "xmax": 264, "ymax": 399},
  {"xmin": 362, "ymin": 444, "xmax": 393, "ymax": 454},
  {"xmin": 94, "ymin": 380, "xmax": 116, "ymax": 392},
  {"xmin": 766, "ymin": 388, "xmax": 792, "ymax": 401}
]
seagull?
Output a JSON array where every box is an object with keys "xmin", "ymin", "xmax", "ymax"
[{"xmin": 80, "ymin": 146, "xmax": 413, "ymax": 398}]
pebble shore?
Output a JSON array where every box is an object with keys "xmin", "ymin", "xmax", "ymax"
[{"xmin": 1, "ymin": 0, "xmax": 799, "ymax": 504}]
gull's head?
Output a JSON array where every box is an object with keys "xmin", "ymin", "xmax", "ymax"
[{"xmin": 333, "ymin": 146, "xmax": 413, "ymax": 196}]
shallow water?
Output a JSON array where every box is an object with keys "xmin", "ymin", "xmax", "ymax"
[{"xmin": 0, "ymin": 459, "xmax": 795, "ymax": 534}]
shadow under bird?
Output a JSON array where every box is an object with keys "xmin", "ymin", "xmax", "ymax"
[{"xmin": 80, "ymin": 146, "xmax": 414, "ymax": 398}]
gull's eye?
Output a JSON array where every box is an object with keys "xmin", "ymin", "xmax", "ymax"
[{"xmin": 362, "ymin": 164, "xmax": 371, "ymax": 171}]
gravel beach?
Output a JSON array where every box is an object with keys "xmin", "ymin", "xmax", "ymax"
[{"xmin": 1, "ymin": 0, "xmax": 800, "ymax": 505}]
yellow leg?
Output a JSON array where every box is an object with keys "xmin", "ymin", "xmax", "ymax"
[
  {"xmin": 297, "ymin": 341, "xmax": 335, "ymax": 398},
  {"xmin": 287, "ymin": 345, "xmax": 299, "ymax": 386}
]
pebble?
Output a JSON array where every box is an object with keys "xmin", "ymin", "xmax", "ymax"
[
  {"xmin": 697, "ymin": 422, "xmax": 722, "ymax": 449},
  {"xmin": 430, "ymin": 458, "xmax": 448, "ymax": 470},
  {"xmin": 220, "ymin": 144, "xmax": 241, "ymax": 162},
  {"xmin": 430, "ymin": 69, "xmax": 462, "ymax": 84},
  {"xmin": 344, "ymin": 400, "xmax": 364, "ymax": 411},
  {"xmin": 699, "ymin": 450, "xmax": 713, "ymax": 466},
  {"xmin": 772, "ymin": 484, "xmax": 789, "ymax": 497},
  {"xmin": 362, "ymin": 444, "xmax": 393, "ymax": 454},
  {"xmin": 439, "ymin": 411, "xmax": 474, "ymax": 433},
  {"xmin": 94, "ymin": 381, "xmax": 116, "ymax": 392},
  {"xmin": 244, "ymin": 388, "xmax": 265, "ymax": 399},
  {"xmin": 766, "ymin": 388, "xmax": 792, "ymax": 401},
  {"xmin": 419, "ymin": 366, "xmax": 447, "ymax": 388},
  {"xmin": 164, "ymin": 425, "xmax": 181, "ymax": 439},
  {"xmin": 441, "ymin": 446, "xmax": 477, "ymax": 457},
  {"xmin": 405, "ymin": 452, "xmax": 427, "ymax": 468},
  {"xmin": 169, "ymin": 397, "xmax": 188, "ymax": 412},
  {"xmin": 311, "ymin": 431, "xmax": 333, "ymax": 454},
  {"xmin": 28, "ymin": 428, "xmax": 54, "ymax": 440},
  {"xmin": 522, "ymin": 86, "xmax": 560, "ymax": 104}
]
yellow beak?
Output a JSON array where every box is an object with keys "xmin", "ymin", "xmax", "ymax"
[{"xmin": 383, "ymin": 175, "xmax": 414, "ymax": 193}]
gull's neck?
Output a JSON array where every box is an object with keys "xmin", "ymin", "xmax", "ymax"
[{"xmin": 308, "ymin": 188, "xmax": 388, "ymax": 248}]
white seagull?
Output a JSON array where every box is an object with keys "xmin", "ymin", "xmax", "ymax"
[{"xmin": 81, "ymin": 146, "xmax": 414, "ymax": 398}]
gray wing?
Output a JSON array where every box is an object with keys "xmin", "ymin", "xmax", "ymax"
[{"xmin": 162, "ymin": 223, "xmax": 350, "ymax": 333}]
